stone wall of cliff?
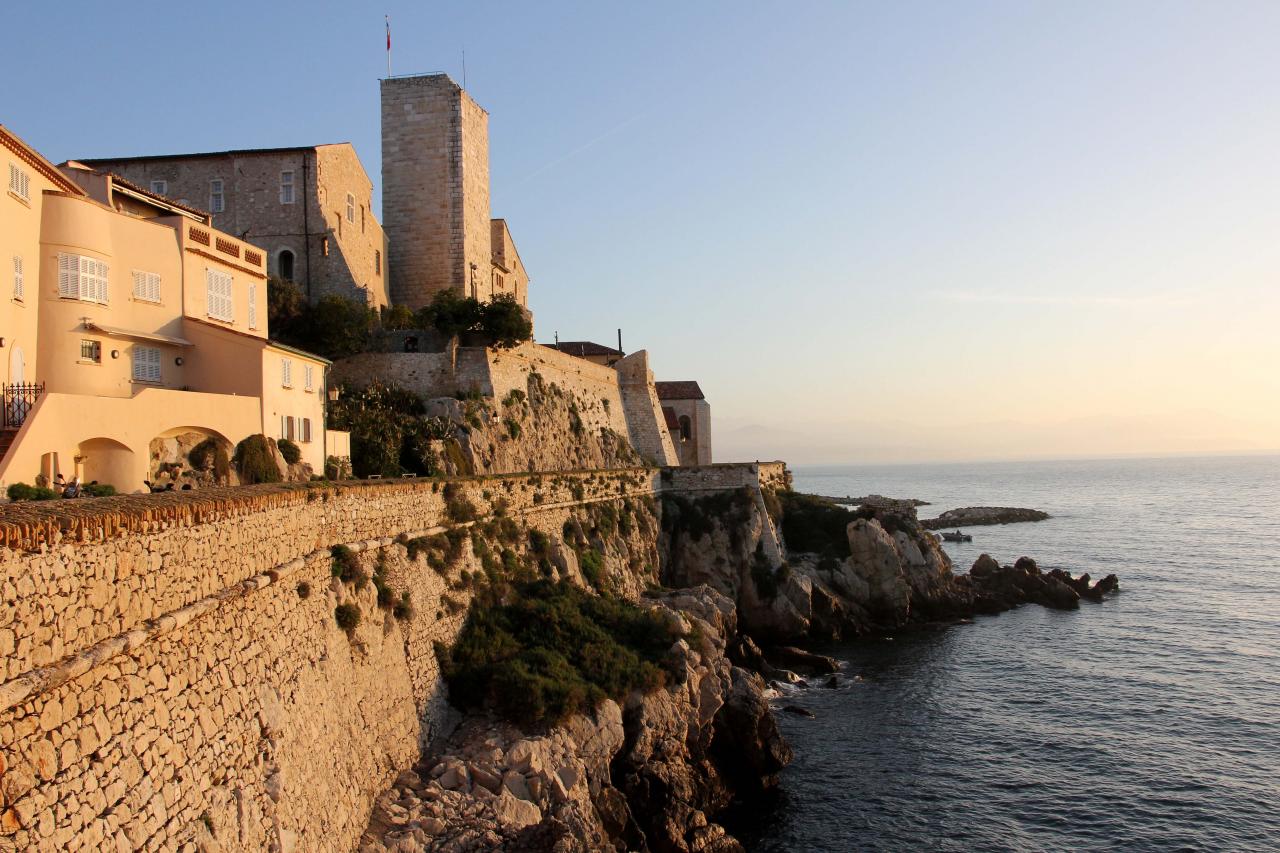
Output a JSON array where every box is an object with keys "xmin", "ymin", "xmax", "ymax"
[{"xmin": 0, "ymin": 463, "xmax": 784, "ymax": 851}]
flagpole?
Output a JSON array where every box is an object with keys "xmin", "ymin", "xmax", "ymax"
[{"xmin": 385, "ymin": 15, "xmax": 392, "ymax": 78}]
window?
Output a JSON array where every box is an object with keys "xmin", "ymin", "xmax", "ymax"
[
  {"xmin": 8, "ymin": 163, "xmax": 30, "ymax": 201},
  {"xmin": 278, "ymin": 249, "xmax": 295, "ymax": 281},
  {"xmin": 79, "ymin": 340, "xmax": 102, "ymax": 363},
  {"xmin": 150, "ymin": 179, "xmax": 168, "ymax": 196},
  {"xmin": 345, "ymin": 192, "xmax": 355, "ymax": 223},
  {"xmin": 281, "ymin": 415, "xmax": 296, "ymax": 440},
  {"xmin": 57, "ymin": 253, "xmax": 109, "ymax": 304},
  {"xmin": 320, "ymin": 236, "xmax": 329, "ymax": 257},
  {"xmin": 209, "ymin": 179, "xmax": 225, "ymax": 213},
  {"xmin": 301, "ymin": 417, "xmax": 312, "ymax": 443},
  {"xmin": 281, "ymin": 358, "xmax": 293, "ymax": 388},
  {"xmin": 248, "ymin": 283, "xmax": 258, "ymax": 330},
  {"xmin": 374, "ymin": 250, "xmax": 381, "ymax": 276},
  {"xmin": 679, "ymin": 415, "xmax": 692, "ymax": 443},
  {"xmin": 132, "ymin": 270, "xmax": 161, "ymax": 303},
  {"xmin": 132, "ymin": 346, "xmax": 161, "ymax": 382},
  {"xmin": 279, "ymin": 170, "xmax": 295, "ymax": 204},
  {"xmin": 12, "ymin": 256, "xmax": 23, "ymax": 301},
  {"xmin": 360, "ymin": 205, "xmax": 365, "ymax": 233},
  {"xmin": 303, "ymin": 363, "xmax": 314, "ymax": 391},
  {"xmin": 205, "ymin": 268, "xmax": 233, "ymax": 321}
]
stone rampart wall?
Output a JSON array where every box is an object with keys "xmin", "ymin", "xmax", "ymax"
[{"xmin": 0, "ymin": 462, "xmax": 784, "ymax": 851}]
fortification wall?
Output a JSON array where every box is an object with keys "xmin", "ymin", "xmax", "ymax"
[
  {"xmin": 328, "ymin": 342, "xmax": 685, "ymax": 470},
  {"xmin": 0, "ymin": 462, "xmax": 783, "ymax": 851}
]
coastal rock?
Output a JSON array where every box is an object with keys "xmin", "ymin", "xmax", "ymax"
[
  {"xmin": 359, "ymin": 586, "xmax": 790, "ymax": 853},
  {"xmin": 921, "ymin": 506, "xmax": 1050, "ymax": 530}
]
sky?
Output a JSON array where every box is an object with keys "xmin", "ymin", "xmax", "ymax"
[{"xmin": 6, "ymin": 1, "xmax": 1280, "ymax": 464}]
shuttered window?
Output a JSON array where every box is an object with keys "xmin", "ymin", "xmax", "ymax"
[
  {"xmin": 281, "ymin": 415, "xmax": 296, "ymax": 440},
  {"xmin": 57, "ymin": 253, "xmax": 109, "ymax": 304},
  {"xmin": 12, "ymin": 256, "xmax": 23, "ymax": 301},
  {"xmin": 248, "ymin": 283, "xmax": 258, "ymax": 329},
  {"xmin": 132, "ymin": 270, "xmax": 161, "ymax": 303},
  {"xmin": 206, "ymin": 269, "xmax": 233, "ymax": 321},
  {"xmin": 345, "ymin": 192, "xmax": 355, "ymax": 223},
  {"xmin": 303, "ymin": 364, "xmax": 314, "ymax": 391},
  {"xmin": 132, "ymin": 346, "xmax": 161, "ymax": 382},
  {"xmin": 8, "ymin": 163, "xmax": 30, "ymax": 201},
  {"xmin": 281, "ymin": 358, "xmax": 293, "ymax": 388},
  {"xmin": 301, "ymin": 417, "xmax": 312, "ymax": 443}
]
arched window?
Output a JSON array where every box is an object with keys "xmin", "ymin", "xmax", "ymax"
[
  {"xmin": 678, "ymin": 416, "xmax": 692, "ymax": 443},
  {"xmin": 278, "ymin": 250, "xmax": 295, "ymax": 281}
]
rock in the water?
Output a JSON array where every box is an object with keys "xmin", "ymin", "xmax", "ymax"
[
  {"xmin": 767, "ymin": 645, "xmax": 839, "ymax": 674},
  {"xmin": 781, "ymin": 705, "xmax": 815, "ymax": 719},
  {"xmin": 922, "ymin": 507, "xmax": 1050, "ymax": 530}
]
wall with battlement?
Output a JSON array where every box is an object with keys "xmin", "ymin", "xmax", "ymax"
[
  {"xmin": 330, "ymin": 341, "xmax": 682, "ymax": 467},
  {"xmin": 0, "ymin": 461, "xmax": 784, "ymax": 850}
]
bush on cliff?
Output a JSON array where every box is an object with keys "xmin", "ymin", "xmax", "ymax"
[
  {"xmin": 277, "ymin": 438, "xmax": 302, "ymax": 465},
  {"xmin": 233, "ymin": 435, "xmax": 283, "ymax": 485},
  {"xmin": 776, "ymin": 492, "xmax": 853, "ymax": 559},
  {"xmin": 417, "ymin": 291, "xmax": 532, "ymax": 349},
  {"xmin": 328, "ymin": 382, "xmax": 463, "ymax": 478},
  {"xmin": 438, "ymin": 580, "xmax": 682, "ymax": 727}
]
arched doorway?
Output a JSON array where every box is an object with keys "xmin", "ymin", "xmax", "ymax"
[
  {"xmin": 278, "ymin": 249, "xmax": 295, "ymax": 281},
  {"xmin": 77, "ymin": 437, "xmax": 136, "ymax": 492}
]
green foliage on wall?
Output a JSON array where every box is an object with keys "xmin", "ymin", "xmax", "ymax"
[
  {"xmin": 437, "ymin": 580, "xmax": 683, "ymax": 727},
  {"xmin": 328, "ymin": 382, "xmax": 468, "ymax": 478}
]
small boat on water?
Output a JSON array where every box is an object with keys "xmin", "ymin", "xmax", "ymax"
[{"xmin": 941, "ymin": 530, "xmax": 972, "ymax": 543}]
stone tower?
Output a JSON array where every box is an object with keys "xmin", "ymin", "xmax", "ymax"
[{"xmin": 381, "ymin": 74, "xmax": 493, "ymax": 309}]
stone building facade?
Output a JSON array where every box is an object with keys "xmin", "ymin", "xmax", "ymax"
[
  {"xmin": 77, "ymin": 144, "xmax": 389, "ymax": 308},
  {"xmin": 381, "ymin": 74, "xmax": 529, "ymax": 311},
  {"xmin": 657, "ymin": 381, "xmax": 713, "ymax": 466}
]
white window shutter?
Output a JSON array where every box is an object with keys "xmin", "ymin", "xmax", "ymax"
[
  {"xmin": 12, "ymin": 256, "xmax": 23, "ymax": 300},
  {"xmin": 58, "ymin": 254, "xmax": 76, "ymax": 299},
  {"xmin": 248, "ymin": 284, "xmax": 258, "ymax": 329}
]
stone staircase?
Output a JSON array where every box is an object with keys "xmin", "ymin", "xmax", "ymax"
[{"xmin": 0, "ymin": 428, "xmax": 18, "ymax": 462}]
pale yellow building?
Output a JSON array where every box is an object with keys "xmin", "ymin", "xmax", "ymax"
[{"xmin": 0, "ymin": 125, "xmax": 336, "ymax": 494}]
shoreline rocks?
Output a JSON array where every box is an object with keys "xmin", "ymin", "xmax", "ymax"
[
  {"xmin": 921, "ymin": 506, "xmax": 1050, "ymax": 529},
  {"xmin": 358, "ymin": 586, "xmax": 790, "ymax": 853}
]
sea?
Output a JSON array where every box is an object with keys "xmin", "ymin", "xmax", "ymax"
[{"xmin": 737, "ymin": 454, "xmax": 1280, "ymax": 852}]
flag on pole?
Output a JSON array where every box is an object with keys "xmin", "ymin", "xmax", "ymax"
[{"xmin": 385, "ymin": 16, "xmax": 392, "ymax": 77}]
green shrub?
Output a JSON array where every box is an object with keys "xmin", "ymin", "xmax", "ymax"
[
  {"xmin": 188, "ymin": 437, "xmax": 217, "ymax": 471},
  {"xmin": 479, "ymin": 294, "xmax": 533, "ymax": 349},
  {"xmin": 277, "ymin": 438, "xmax": 301, "ymax": 465},
  {"xmin": 394, "ymin": 592, "xmax": 413, "ymax": 621},
  {"xmin": 330, "ymin": 544, "xmax": 363, "ymax": 585},
  {"xmin": 579, "ymin": 548, "xmax": 604, "ymax": 590},
  {"xmin": 335, "ymin": 603, "xmax": 361, "ymax": 633},
  {"xmin": 233, "ymin": 435, "xmax": 282, "ymax": 485},
  {"xmin": 438, "ymin": 580, "xmax": 682, "ymax": 727},
  {"xmin": 503, "ymin": 389, "xmax": 526, "ymax": 407},
  {"xmin": 777, "ymin": 492, "xmax": 853, "ymax": 558},
  {"xmin": 443, "ymin": 482, "xmax": 478, "ymax": 523},
  {"xmin": 503, "ymin": 418, "xmax": 521, "ymax": 440},
  {"xmin": 82, "ymin": 483, "xmax": 117, "ymax": 498},
  {"xmin": 325, "ymin": 455, "xmax": 353, "ymax": 480},
  {"xmin": 7, "ymin": 483, "xmax": 56, "ymax": 502}
]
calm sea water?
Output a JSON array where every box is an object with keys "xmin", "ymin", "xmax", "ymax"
[{"xmin": 739, "ymin": 455, "xmax": 1280, "ymax": 852}]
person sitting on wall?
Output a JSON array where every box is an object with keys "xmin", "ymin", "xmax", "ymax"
[
  {"xmin": 53, "ymin": 473, "xmax": 66, "ymax": 496},
  {"xmin": 62, "ymin": 477, "xmax": 80, "ymax": 499}
]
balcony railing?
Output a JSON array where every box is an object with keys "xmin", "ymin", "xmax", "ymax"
[{"xmin": 3, "ymin": 382, "xmax": 44, "ymax": 428}]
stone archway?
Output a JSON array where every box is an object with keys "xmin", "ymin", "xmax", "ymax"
[
  {"xmin": 77, "ymin": 437, "xmax": 135, "ymax": 492},
  {"xmin": 150, "ymin": 426, "xmax": 236, "ymax": 489}
]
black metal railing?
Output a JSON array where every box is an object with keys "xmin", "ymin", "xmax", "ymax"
[{"xmin": 3, "ymin": 382, "xmax": 44, "ymax": 428}]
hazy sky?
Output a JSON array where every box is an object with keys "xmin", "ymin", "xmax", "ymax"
[{"xmin": 7, "ymin": 1, "xmax": 1279, "ymax": 463}]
